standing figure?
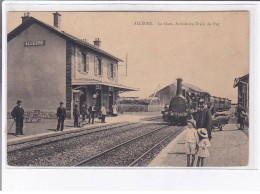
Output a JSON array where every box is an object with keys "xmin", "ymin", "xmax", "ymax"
[
  {"xmin": 199, "ymin": 104, "xmax": 212, "ymax": 140},
  {"xmin": 195, "ymin": 106, "xmax": 203, "ymax": 129},
  {"xmin": 56, "ymin": 102, "xmax": 66, "ymax": 132},
  {"xmin": 101, "ymin": 103, "xmax": 107, "ymax": 123},
  {"xmin": 112, "ymin": 103, "xmax": 118, "ymax": 117},
  {"xmin": 73, "ymin": 104, "xmax": 80, "ymax": 127},
  {"xmin": 197, "ymin": 128, "xmax": 211, "ymax": 167},
  {"xmin": 80, "ymin": 102, "xmax": 87, "ymax": 123},
  {"xmin": 184, "ymin": 119, "xmax": 199, "ymax": 167},
  {"xmin": 88, "ymin": 103, "xmax": 96, "ymax": 124},
  {"xmin": 11, "ymin": 100, "xmax": 25, "ymax": 136},
  {"xmin": 237, "ymin": 103, "xmax": 246, "ymax": 130}
]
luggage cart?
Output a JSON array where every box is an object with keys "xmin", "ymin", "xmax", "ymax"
[{"xmin": 211, "ymin": 113, "xmax": 230, "ymax": 131}]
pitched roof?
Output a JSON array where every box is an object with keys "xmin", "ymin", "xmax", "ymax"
[
  {"xmin": 8, "ymin": 17, "xmax": 123, "ymax": 62},
  {"xmin": 233, "ymin": 74, "xmax": 249, "ymax": 88},
  {"xmin": 182, "ymin": 83, "xmax": 208, "ymax": 94},
  {"xmin": 149, "ymin": 82, "xmax": 209, "ymax": 97}
]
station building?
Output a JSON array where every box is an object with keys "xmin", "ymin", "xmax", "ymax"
[
  {"xmin": 7, "ymin": 12, "xmax": 137, "ymax": 117},
  {"xmin": 233, "ymin": 74, "xmax": 249, "ymax": 111}
]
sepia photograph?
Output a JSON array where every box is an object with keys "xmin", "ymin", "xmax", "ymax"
[{"xmin": 6, "ymin": 11, "xmax": 249, "ymax": 168}]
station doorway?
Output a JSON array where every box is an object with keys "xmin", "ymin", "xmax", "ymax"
[{"xmin": 80, "ymin": 93, "xmax": 86, "ymax": 110}]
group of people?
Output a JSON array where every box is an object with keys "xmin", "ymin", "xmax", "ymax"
[
  {"xmin": 73, "ymin": 102, "xmax": 96, "ymax": 127},
  {"xmin": 184, "ymin": 119, "xmax": 211, "ymax": 167},
  {"xmin": 72, "ymin": 102, "xmax": 118, "ymax": 128},
  {"xmin": 183, "ymin": 103, "xmax": 214, "ymax": 167},
  {"xmin": 10, "ymin": 100, "xmax": 119, "ymax": 136}
]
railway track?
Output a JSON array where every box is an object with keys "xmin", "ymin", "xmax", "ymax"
[
  {"xmin": 141, "ymin": 116, "xmax": 163, "ymax": 122},
  {"xmin": 128, "ymin": 129, "xmax": 181, "ymax": 166},
  {"xmin": 7, "ymin": 122, "xmax": 137, "ymax": 152},
  {"xmin": 75, "ymin": 125, "xmax": 183, "ymax": 167},
  {"xmin": 8, "ymin": 122, "xmax": 172, "ymax": 166}
]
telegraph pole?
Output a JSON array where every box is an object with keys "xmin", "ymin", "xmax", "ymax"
[{"xmin": 126, "ymin": 53, "xmax": 128, "ymax": 76}]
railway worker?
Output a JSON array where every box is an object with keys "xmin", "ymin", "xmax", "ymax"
[
  {"xmin": 184, "ymin": 119, "xmax": 199, "ymax": 167},
  {"xmin": 11, "ymin": 100, "xmax": 25, "ymax": 136},
  {"xmin": 101, "ymin": 103, "xmax": 107, "ymax": 123},
  {"xmin": 237, "ymin": 103, "xmax": 246, "ymax": 130},
  {"xmin": 73, "ymin": 104, "xmax": 80, "ymax": 127},
  {"xmin": 88, "ymin": 103, "xmax": 96, "ymax": 124},
  {"xmin": 56, "ymin": 102, "xmax": 66, "ymax": 132}
]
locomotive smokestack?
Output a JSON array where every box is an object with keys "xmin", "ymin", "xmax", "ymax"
[{"xmin": 176, "ymin": 78, "xmax": 183, "ymax": 96}]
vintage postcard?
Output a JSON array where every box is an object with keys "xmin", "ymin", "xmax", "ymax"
[{"xmin": 5, "ymin": 11, "xmax": 249, "ymax": 168}]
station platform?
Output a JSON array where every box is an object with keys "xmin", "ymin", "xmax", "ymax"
[
  {"xmin": 148, "ymin": 121, "xmax": 249, "ymax": 167},
  {"xmin": 6, "ymin": 112, "xmax": 161, "ymax": 143}
]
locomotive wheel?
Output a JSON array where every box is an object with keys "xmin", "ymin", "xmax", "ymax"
[
  {"xmin": 169, "ymin": 118, "xmax": 176, "ymax": 126},
  {"xmin": 169, "ymin": 119, "xmax": 174, "ymax": 126}
]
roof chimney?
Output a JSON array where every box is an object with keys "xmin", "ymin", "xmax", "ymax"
[
  {"xmin": 21, "ymin": 12, "xmax": 30, "ymax": 23},
  {"xmin": 93, "ymin": 38, "xmax": 101, "ymax": 47},
  {"xmin": 53, "ymin": 12, "xmax": 61, "ymax": 29}
]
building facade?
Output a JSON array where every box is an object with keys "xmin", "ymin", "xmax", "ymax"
[
  {"xmin": 7, "ymin": 13, "xmax": 137, "ymax": 117},
  {"xmin": 233, "ymin": 74, "xmax": 249, "ymax": 111}
]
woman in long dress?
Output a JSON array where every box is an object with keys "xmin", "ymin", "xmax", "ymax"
[{"xmin": 112, "ymin": 103, "xmax": 118, "ymax": 117}]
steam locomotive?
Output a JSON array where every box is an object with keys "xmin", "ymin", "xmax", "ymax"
[{"xmin": 162, "ymin": 78, "xmax": 231, "ymax": 125}]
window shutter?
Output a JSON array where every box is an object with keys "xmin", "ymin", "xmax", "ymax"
[
  {"xmin": 113, "ymin": 64, "xmax": 117, "ymax": 79},
  {"xmin": 78, "ymin": 52, "xmax": 82, "ymax": 71},
  {"xmin": 101, "ymin": 60, "xmax": 103, "ymax": 75},
  {"xmin": 107, "ymin": 63, "xmax": 110, "ymax": 78},
  {"xmin": 94, "ymin": 57, "xmax": 97, "ymax": 75},
  {"xmin": 86, "ymin": 54, "xmax": 89, "ymax": 72}
]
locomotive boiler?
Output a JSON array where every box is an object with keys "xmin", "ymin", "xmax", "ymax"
[{"xmin": 163, "ymin": 78, "xmax": 190, "ymax": 125}]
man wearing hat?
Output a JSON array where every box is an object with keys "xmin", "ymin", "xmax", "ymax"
[
  {"xmin": 56, "ymin": 102, "xmax": 66, "ymax": 132},
  {"xmin": 198, "ymin": 104, "xmax": 212, "ymax": 140},
  {"xmin": 11, "ymin": 100, "xmax": 25, "ymax": 136}
]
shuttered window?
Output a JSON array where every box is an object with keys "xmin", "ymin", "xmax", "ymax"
[
  {"xmin": 82, "ymin": 53, "xmax": 89, "ymax": 72},
  {"xmin": 108, "ymin": 63, "xmax": 114, "ymax": 78},
  {"xmin": 79, "ymin": 51, "xmax": 89, "ymax": 73},
  {"xmin": 95, "ymin": 57, "xmax": 102, "ymax": 76},
  {"xmin": 113, "ymin": 64, "xmax": 117, "ymax": 79}
]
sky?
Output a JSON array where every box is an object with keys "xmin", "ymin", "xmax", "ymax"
[{"xmin": 7, "ymin": 12, "xmax": 249, "ymax": 102}]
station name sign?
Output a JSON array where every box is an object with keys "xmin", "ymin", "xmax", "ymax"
[{"xmin": 24, "ymin": 40, "xmax": 45, "ymax": 47}]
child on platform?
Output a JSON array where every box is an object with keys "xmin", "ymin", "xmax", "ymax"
[
  {"xmin": 184, "ymin": 119, "xmax": 199, "ymax": 167},
  {"xmin": 197, "ymin": 128, "xmax": 211, "ymax": 167}
]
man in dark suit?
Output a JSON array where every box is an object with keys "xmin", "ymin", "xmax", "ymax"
[
  {"xmin": 237, "ymin": 103, "xmax": 246, "ymax": 130},
  {"xmin": 56, "ymin": 102, "xmax": 66, "ymax": 132},
  {"xmin": 73, "ymin": 104, "xmax": 80, "ymax": 127},
  {"xmin": 11, "ymin": 100, "xmax": 25, "ymax": 136},
  {"xmin": 200, "ymin": 104, "xmax": 212, "ymax": 140},
  {"xmin": 80, "ymin": 102, "xmax": 87, "ymax": 123},
  {"xmin": 88, "ymin": 103, "xmax": 96, "ymax": 124}
]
